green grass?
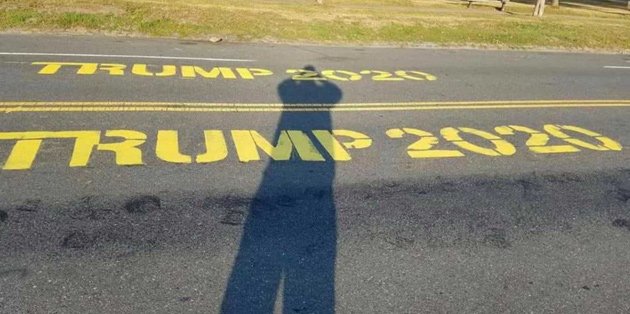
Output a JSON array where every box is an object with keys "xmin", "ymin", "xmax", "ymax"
[{"xmin": 1, "ymin": 0, "xmax": 629, "ymax": 51}]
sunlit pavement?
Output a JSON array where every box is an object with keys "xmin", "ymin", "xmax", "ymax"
[{"xmin": 1, "ymin": 35, "xmax": 630, "ymax": 313}]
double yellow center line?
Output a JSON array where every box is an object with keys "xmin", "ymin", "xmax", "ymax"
[{"xmin": 0, "ymin": 100, "xmax": 629, "ymax": 113}]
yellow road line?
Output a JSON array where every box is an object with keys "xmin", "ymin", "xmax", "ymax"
[
  {"xmin": 1, "ymin": 100, "xmax": 630, "ymax": 113},
  {"xmin": 2, "ymin": 99, "xmax": 630, "ymax": 106}
]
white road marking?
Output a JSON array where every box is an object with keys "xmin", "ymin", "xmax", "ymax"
[
  {"xmin": 604, "ymin": 66, "xmax": 630, "ymax": 69},
  {"xmin": 0, "ymin": 52, "xmax": 254, "ymax": 62}
]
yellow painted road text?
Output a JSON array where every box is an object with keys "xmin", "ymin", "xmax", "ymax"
[
  {"xmin": 0, "ymin": 125, "xmax": 621, "ymax": 170},
  {"xmin": 31, "ymin": 62, "xmax": 438, "ymax": 82}
]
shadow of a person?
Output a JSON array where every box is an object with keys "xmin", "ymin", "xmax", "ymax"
[{"xmin": 221, "ymin": 66, "xmax": 342, "ymax": 313}]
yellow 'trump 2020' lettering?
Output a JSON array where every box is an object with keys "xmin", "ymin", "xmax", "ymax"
[
  {"xmin": 30, "ymin": 62, "xmax": 438, "ymax": 82},
  {"xmin": 0, "ymin": 125, "xmax": 620, "ymax": 170}
]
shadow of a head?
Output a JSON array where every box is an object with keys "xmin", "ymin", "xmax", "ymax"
[{"xmin": 278, "ymin": 65, "xmax": 343, "ymax": 105}]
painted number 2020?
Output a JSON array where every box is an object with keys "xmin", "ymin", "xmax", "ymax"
[
  {"xmin": 286, "ymin": 69, "xmax": 437, "ymax": 82},
  {"xmin": 387, "ymin": 124, "xmax": 622, "ymax": 159}
]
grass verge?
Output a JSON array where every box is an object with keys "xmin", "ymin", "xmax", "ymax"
[{"xmin": 1, "ymin": 0, "xmax": 629, "ymax": 51}]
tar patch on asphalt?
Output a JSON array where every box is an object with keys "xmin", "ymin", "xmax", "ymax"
[{"xmin": 124, "ymin": 195, "xmax": 161, "ymax": 214}]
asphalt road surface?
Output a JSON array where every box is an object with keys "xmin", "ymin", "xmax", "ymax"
[{"xmin": 0, "ymin": 34, "xmax": 629, "ymax": 313}]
